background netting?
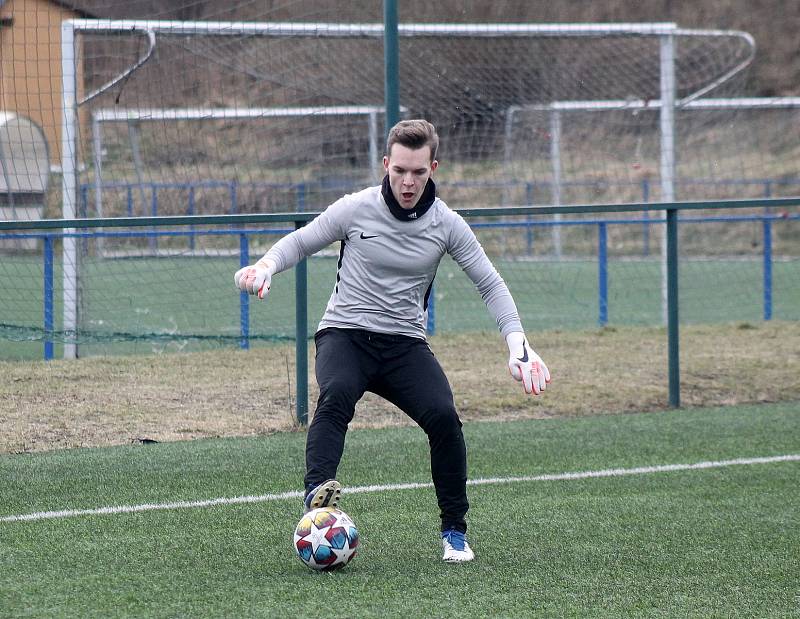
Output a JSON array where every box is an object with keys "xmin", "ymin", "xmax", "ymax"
[
  {"xmin": 76, "ymin": 24, "xmax": 764, "ymax": 218},
  {"xmin": 0, "ymin": 1, "xmax": 798, "ymax": 359}
]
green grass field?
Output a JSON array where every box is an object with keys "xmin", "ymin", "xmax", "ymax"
[{"xmin": 2, "ymin": 402, "xmax": 798, "ymax": 617}]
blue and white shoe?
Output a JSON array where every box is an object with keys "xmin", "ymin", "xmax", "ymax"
[
  {"xmin": 441, "ymin": 527, "xmax": 475, "ymax": 562},
  {"xmin": 303, "ymin": 479, "xmax": 342, "ymax": 514}
]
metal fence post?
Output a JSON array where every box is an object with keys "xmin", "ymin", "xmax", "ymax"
[
  {"xmin": 230, "ymin": 181, "xmax": 238, "ymax": 214},
  {"xmin": 598, "ymin": 222, "xmax": 608, "ymax": 326},
  {"xmin": 525, "ymin": 182, "xmax": 535, "ymax": 255},
  {"xmin": 150, "ymin": 186, "xmax": 158, "ymax": 252},
  {"xmin": 641, "ymin": 178, "xmax": 650, "ymax": 256},
  {"xmin": 126, "ymin": 185, "xmax": 134, "ymax": 216},
  {"xmin": 763, "ymin": 217, "xmax": 773, "ymax": 321},
  {"xmin": 44, "ymin": 235, "xmax": 54, "ymax": 360},
  {"xmin": 239, "ymin": 233, "xmax": 250, "ymax": 350},
  {"xmin": 666, "ymin": 208, "xmax": 680, "ymax": 407},
  {"xmin": 426, "ymin": 285, "xmax": 436, "ymax": 335},
  {"xmin": 295, "ymin": 220, "xmax": 309, "ymax": 425},
  {"xmin": 188, "ymin": 185, "xmax": 196, "ymax": 251}
]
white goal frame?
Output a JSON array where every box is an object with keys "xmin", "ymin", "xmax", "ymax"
[{"xmin": 60, "ymin": 19, "xmax": 755, "ymax": 358}]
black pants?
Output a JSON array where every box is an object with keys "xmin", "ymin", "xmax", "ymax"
[{"xmin": 305, "ymin": 327, "xmax": 468, "ymax": 533}]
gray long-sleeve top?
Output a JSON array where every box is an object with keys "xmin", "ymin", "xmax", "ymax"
[{"xmin": 263, "ymin": 183, "xmax": 523, "ymax": 340}]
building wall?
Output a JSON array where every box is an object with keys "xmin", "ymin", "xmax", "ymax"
[{"xmin": 0, "ymin": 0, "xmax": 82, "ymax": 166}]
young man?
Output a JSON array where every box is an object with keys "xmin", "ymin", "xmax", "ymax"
[{"xmin": 235, "ymin": 119, "xmax": 550, "ymax": 563}]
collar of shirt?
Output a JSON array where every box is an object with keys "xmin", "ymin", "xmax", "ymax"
[{"xmin": 381, "ymin": 175, "xmax": 437, "ymax": 221}]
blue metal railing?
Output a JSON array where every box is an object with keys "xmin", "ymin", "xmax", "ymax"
[{"xmin": 4, "ymin": 212, "xmax": 797, "ymax": 359}]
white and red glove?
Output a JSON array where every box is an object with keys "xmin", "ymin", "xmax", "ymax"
[
  {"xmin": 506, "ymin": 331, "xmax": 551, "ymax": 395},
  {"xmin": 234, "ymin": 258, "xmax": 276, "ymax": 300}
]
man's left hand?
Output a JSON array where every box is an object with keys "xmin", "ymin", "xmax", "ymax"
[{"xmin": 506, "ymin": 331, "xmax": 551, "ymax": 395}]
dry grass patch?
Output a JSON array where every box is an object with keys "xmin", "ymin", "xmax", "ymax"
[{"xmin": 2, "ymin": 321, "xmax": 798, "ymax": 453}]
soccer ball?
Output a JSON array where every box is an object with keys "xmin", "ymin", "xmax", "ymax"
[{"xmin": 293, "ymin": 507, "xmax": 359, "ymax": 571}]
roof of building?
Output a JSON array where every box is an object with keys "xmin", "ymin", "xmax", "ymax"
[{"xmin": 48, "ymin": 1, "xmax": 177, "ymax": 19}]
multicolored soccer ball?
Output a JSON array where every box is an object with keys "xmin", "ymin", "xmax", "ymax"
[{"xmin": 293, "ymin": 507, "xmax": 359, "ymax": 571}]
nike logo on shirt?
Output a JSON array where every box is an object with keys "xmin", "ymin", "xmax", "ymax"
[{"xmin": 360, "ymin": 232, "xmax": 379, "ymax": 239}]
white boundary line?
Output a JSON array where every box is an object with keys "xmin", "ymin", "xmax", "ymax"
[{"xmin": 2, "ymin": 454, "xmax": 798, "ymax": 524}]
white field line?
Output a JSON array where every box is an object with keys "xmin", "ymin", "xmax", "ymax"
[{"xmin": 2, "ymin": 454, "xmax": 798, "ymax": 524}]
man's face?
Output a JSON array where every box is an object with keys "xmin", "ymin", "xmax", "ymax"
[{"xmin": 383, "ymin": 143, "xmax": 438, "ymax": 210}]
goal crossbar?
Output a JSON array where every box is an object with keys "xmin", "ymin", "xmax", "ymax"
[{"xmin": 65, "ymin": 19, "xmax": 681, "ymax": 37}]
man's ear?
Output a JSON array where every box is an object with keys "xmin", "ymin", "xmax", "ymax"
[
  {"xmin": 430, "ymin": 160, "xmax": 438, "ymax": 173},
  {"xmin": 383, "ymin": 155, "xmax": 389, "ymax": 172}
]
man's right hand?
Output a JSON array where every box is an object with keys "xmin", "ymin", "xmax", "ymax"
[{"xmin": 234, "ymin": 259, "xmax": 274, "ymax": 300}]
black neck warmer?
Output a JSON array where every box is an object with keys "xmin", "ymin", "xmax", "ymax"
[{"xmin": 381, "ymin": 175, "xmax": 437, "ymax": 221}]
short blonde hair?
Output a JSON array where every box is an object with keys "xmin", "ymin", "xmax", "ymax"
[{"xmin": 386, "ymin": 119, "xmax": 439, "ymax": 162}]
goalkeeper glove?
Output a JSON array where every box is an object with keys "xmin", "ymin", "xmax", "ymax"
[
  {"xmin": 234, "ymin": 258, "xmax": 276, "ymax": 300},
  {"xmin": 506, "ymin": 331, "xmax": 551, "ymax": 396}
]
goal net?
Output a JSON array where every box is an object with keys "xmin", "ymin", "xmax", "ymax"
[{"xmin": 66, "ymin": 21, "xmax": 759, "ymax": 221}]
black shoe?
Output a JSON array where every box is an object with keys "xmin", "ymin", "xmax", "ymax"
[{"xmin": 303, "ymin": 479, "xmax": 342, "ymax": 514}]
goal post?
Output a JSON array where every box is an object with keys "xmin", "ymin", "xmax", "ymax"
[{"xmin": 60, "ymin": 21, "xmax": 79, "ymax": 359}]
